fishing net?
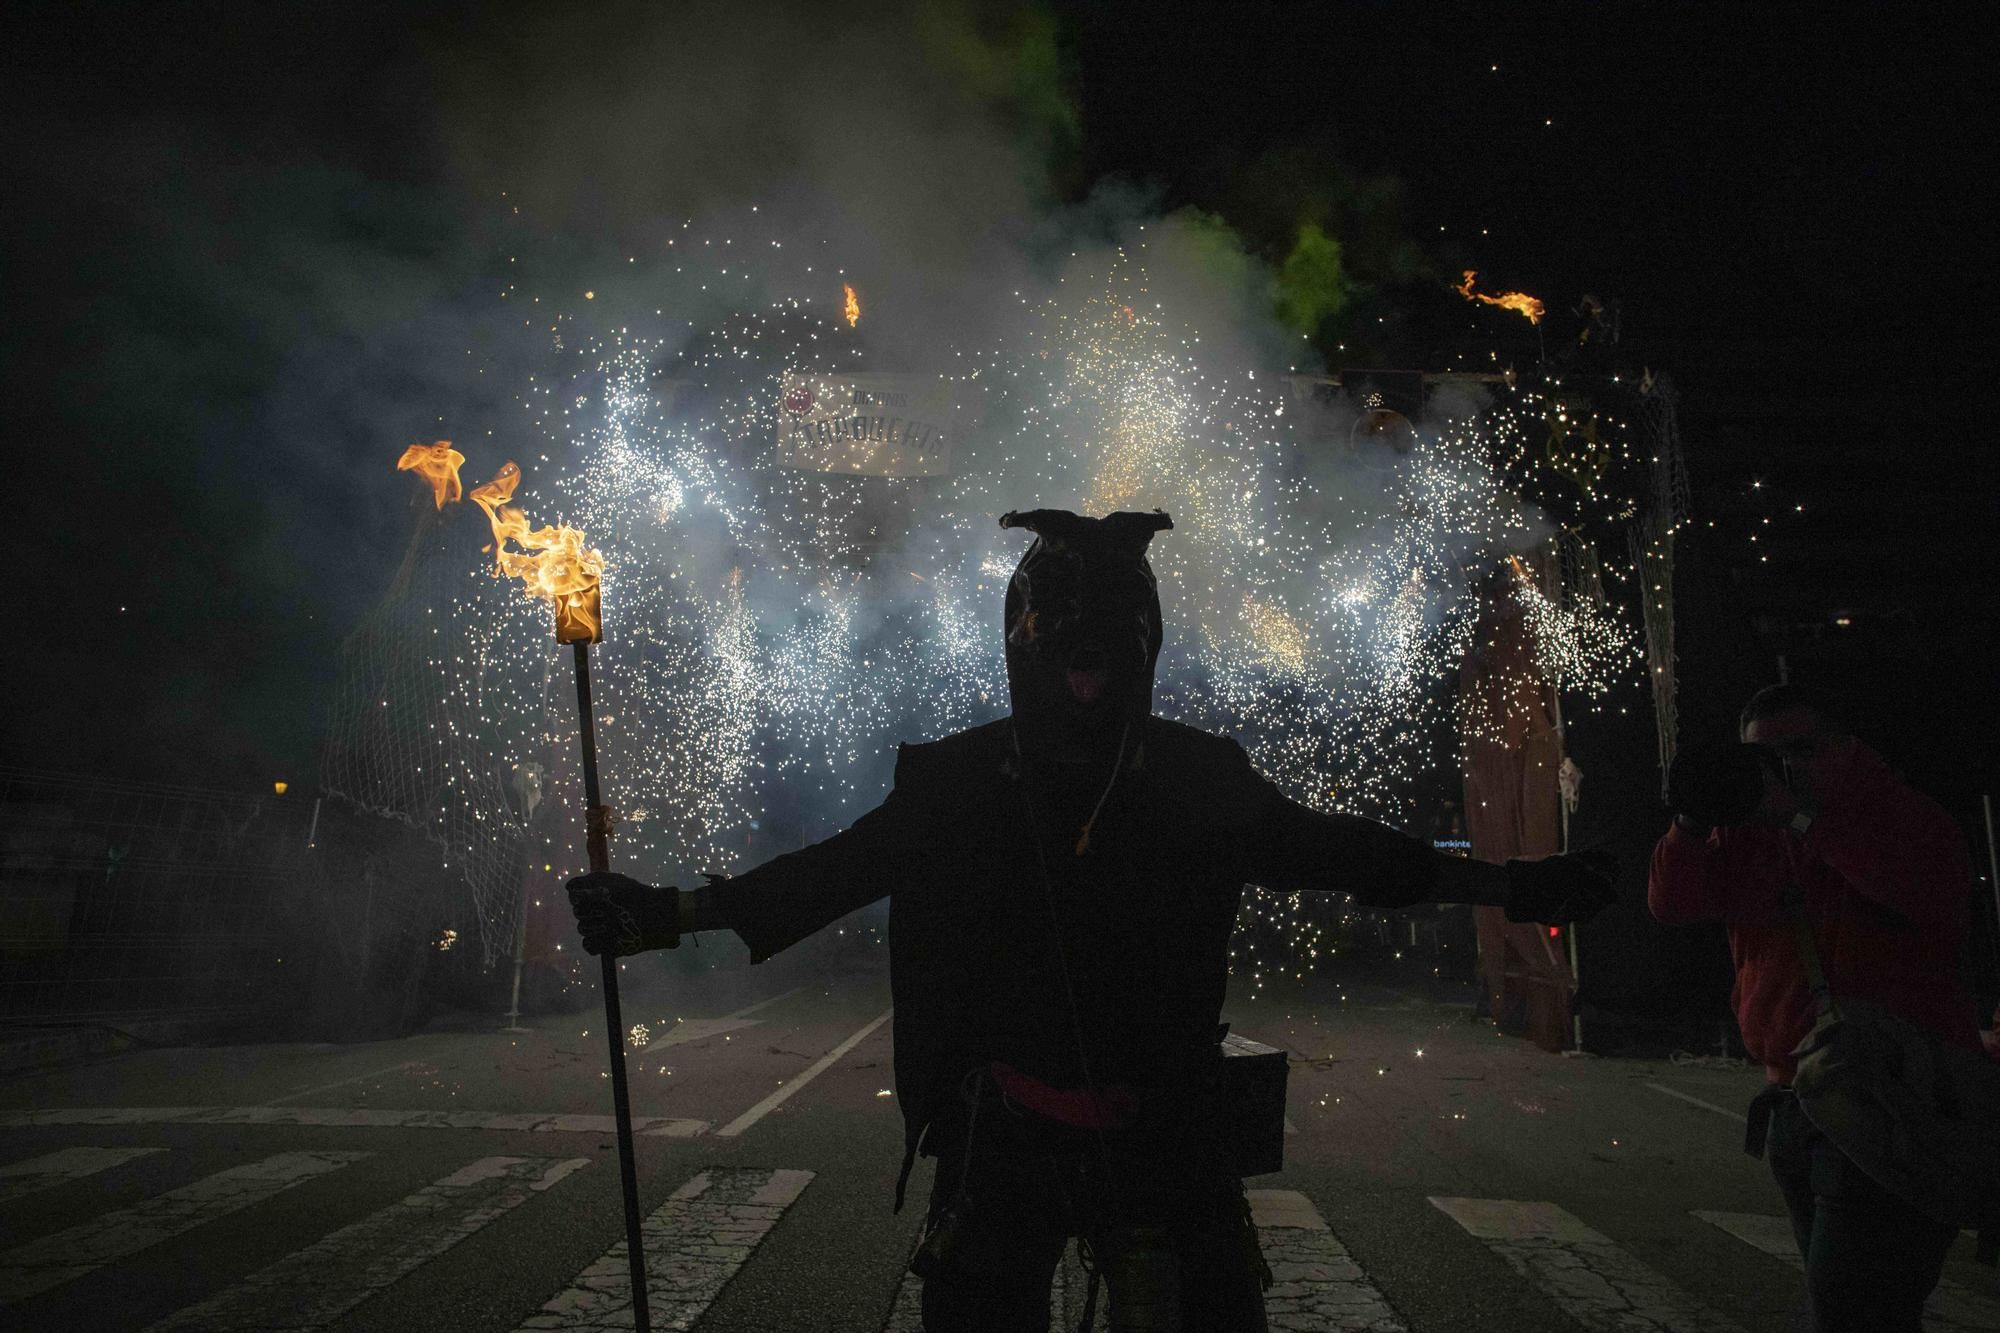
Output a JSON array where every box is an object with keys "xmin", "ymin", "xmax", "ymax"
[
  {"xmin": 319, "ymin": 500, "xmax": 551, "ymax": 966},
  {"xmin": 1632, "ymin": 372, "xmax": 1691, "ymax": 785}
]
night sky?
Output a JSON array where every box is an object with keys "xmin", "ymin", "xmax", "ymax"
[{"xmin": 3, "ymin": 2, "xmax": 1992, "ymax": 817}]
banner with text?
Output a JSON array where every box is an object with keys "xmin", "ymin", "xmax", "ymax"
[{"xmin": 776, "ymin": 372, "xmax": 956, "ymax": 477}]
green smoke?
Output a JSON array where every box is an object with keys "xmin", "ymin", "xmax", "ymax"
[
  {"xmin": 1272, "ymin": 223, "xmax": 1348, "ymax": 336},
  {"xmin": 918, "ymin": 3, "xmax": 1081, "ymax": 198}
]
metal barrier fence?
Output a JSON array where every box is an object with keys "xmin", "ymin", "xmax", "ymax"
[{"xmin": 0, "ymin": 768, "xmax": 317, "ymax": 1028}]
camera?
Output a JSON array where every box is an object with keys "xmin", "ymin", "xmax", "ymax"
[{"xmin": 1667, "ymin": 741, "xmax": 1783, "ymax": 828}]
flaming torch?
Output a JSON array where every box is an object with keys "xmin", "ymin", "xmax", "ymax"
[
  {"xmin": 465, "ymin": 461, "xmax": 652, "ymax": 1331},
  {"xmin": 843, "ymin": 282, "xmax": 860, "ymax": 329},
  {"xmin": 395, "ymin": 440, "xmax": 466, "ymax": 508},
  {"xmin": 1455, "ymin": 269, "xmax": 1546, "ymax": 325}
]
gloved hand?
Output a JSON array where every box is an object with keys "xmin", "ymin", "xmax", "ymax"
[
  {"xmin": 1666, "ymin": 742, "xmax": 1777, "ymax": 828},
  {"xmin": 565, "ymin": 871, "xmax": 680, "ymax": 956},
  {"xmin": 1503, "ymin": 849, "xmax": 1617, "ymax": 924}
]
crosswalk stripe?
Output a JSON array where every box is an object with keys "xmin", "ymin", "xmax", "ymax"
[
  {"xmin": 0, "ymin": 1150, "xmax": 366, "ymax": 1304},
  {"xmin": 146, "ymin": 1155, "xmax": 588, "ymax": 1331},
  {"xmin": 0, "ymin": 1106, "xmax": 708, "ymax": 1136},
  {"xmin": 1691, "ymin": 1209, "xmax": 2000, "ymax": 1333},
  {"xmin": 517, "ymin": 1166, "xmax": 814, "ymax": 1331},
  {"xmin": 886, "ymin": 1190, "xmax": 1404, "ymax": 1333},
  {"xmin": 883, "ymin": 1241, "xmax": 926, "ymax": 1333},
  {"xmin": 1250, "ymin": 1190, "xmax": 1407, "ymax": 1332},
  {"xmin": 0, "ymin": 1146, "xmax": 164, "ymax": 1202},
  {"xmin": 1430, "ymin": 1197, "xmax": 1746, "ymax": 1333}
]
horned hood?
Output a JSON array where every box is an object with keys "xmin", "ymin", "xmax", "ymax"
[{"xmin": 998, "ymin": 508, "xmax": 1172, "ymax": 757}]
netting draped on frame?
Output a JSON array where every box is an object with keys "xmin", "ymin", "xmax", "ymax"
[
  {"xmin": 319, "ymin": 500, "xmax": 553, "ymax": 965},
  {"xmin": 1632, "ymin": 372, "xmax": 1690, "ymax": 785}
]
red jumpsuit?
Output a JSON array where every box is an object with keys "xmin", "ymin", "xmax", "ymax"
[{"xmin": 1648, "ymin": 741, "xmax": 1979, "ymax": 1081}]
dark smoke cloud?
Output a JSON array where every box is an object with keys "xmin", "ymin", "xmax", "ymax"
[{"xmin": 0, "ymin": 0, "xmax": 1109, "ymax": 782}]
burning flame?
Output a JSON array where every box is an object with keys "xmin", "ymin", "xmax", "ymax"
[
  {"xmin": 1456, "ymin": 270, "xmax": 1544, "ymax": 325},
  {"xmin": 468, "ymin": 461, "xmax": 607, "ymax": 644},
  {"xmin": 843, "ymin": 283, "xmax": 860, "ymax": 329},
  {"xmin": 396, "ymin": 441, "xmax": 466, "ymax": 509}
]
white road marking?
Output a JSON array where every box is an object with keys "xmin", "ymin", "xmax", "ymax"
[
  {"xmin": 887, "ymin": 1234, "xmax": 1082, "ymax": 1330},
  {"xmin": 713, "ymin": 1008, "xmax": 893, "ymax": 1138},
  {"xmin": 1429, "ymin": 1197, "xmax": 1746, "ymax": 1332},
  {"xmin": 642, "ymin": 1016, "xmax": 765, "ymax": 1051},
  {"xmin": 262, "ymin": 1058, "xmax": 422, "ymax": 1106},
  {"xmin": 1693, "ymin": 1209, "xmax": 2000, "ymax": 1333},
  {"xmin": 1052, "ymin": 1242, "xmax": 1097, "ymax": 1331},
  {"xmin": 1643, "ymin": 1081, "xmax": 1748, "ymax": 1123},
  {"xmin": 1250, "ymin": 1190, "xmax": 1407, "ymax": 1332},
  {"xmin": 517, "ymin": 1167, "xmax": 812, "ymax": 1332},
  {"xmin": 0, "ymin": 1150, "xmax": 366, "ymax": 1304},
  {"xmin": 641, "ymin": 987, "xmax": 801, "ymax": 1052},
  {"xmin": 884, "ymin": 1242, "xmax": 928, "ymax": 1331},
  {"xmin": 0, "ymin": 1146, "xmax": 163, "ymax": 1202},
  {"xmin": 147, "ymin": 1155, "xmax": 587, "ymax": 1331},
  {"xmin": 890, "ymin": 1190, "xmax": 1403, "ymax": 1332},
  {"xmin": 0, "ymin": 1106, "xmax": 708, "ymax": 1136}
]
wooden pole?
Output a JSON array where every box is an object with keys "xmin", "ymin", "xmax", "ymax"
[{"xmin": 573, "ymin": 640, "xmax": 650, "ymax": 1333}]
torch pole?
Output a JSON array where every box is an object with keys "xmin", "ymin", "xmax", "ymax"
[{"xmin": 572, "ymin": 640, "xmax": 651, "ymax": 1333}]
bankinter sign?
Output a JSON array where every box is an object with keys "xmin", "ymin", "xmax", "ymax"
[{"xmin": 776, "ymin": 371, "xmax": 955, "ymax": 477}]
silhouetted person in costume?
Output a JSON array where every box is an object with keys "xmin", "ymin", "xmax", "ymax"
[{"xmin": 569, "ymin": 508, "xmax": 1613, "ymax": 1332}]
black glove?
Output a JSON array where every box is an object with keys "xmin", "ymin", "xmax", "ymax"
[
  {"xmin": 1503, "ymin": 849, "xmax": 1617, "ymax": 924},
  {"xmin": 565, "ymin": 871, "xmax": 680, "ymax": 956},
  {"xmin": 1666, "ymin": 742, "xmax": 1777, "ymax": 828}
]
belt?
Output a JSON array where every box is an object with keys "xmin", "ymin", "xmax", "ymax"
[{"xmin": 989, "ymin": 1060, "xmax": 1141, "ymax": 1131}]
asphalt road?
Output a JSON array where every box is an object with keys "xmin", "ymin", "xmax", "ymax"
[{"xmin": 2, "ymin": 943, "xmax": 1994, "ymax": 1332}]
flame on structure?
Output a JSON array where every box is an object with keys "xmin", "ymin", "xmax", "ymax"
[
  {"xmin": 468, "ymin": 461, "xmax": 607, "ymax": 644},
  {"xmin": 1456, "ymin": 270, "xmax": 1545, "ymax": 325},
  {"xmin": 843, "ymin": 283, "xmax": 860, "ymax": 329},
  {"xmin": 396, "ymin": 441, "xmax": 466, "ymax": 509}
]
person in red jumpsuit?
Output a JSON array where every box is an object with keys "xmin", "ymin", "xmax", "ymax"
[{"xmin": 1649, "ymin": 683, "xmax": 1981, "ymax": 1333}]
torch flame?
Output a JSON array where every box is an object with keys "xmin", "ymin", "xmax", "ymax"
[
  {"xmin": 843, "ymin": 283, "xmax": 860, "ymax": 329},
  {"xmin": 396, "ymin": 441, "xmax": 466, "ymax": 509},
  {"xmin": 469, "ymin": 461, "xmax": 607, "ymax": 644},
  {"xmin": 1456, "ymin": 270, "xmax": 1545, "ymax": 325}
]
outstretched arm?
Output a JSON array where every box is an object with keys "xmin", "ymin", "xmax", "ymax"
[
  {"xmin": 568, "ymin": 747, "xmax": 934, "ymax": 962},
  {"xmin": 1229, "ymin": 742, "xmax": 1611, "ymax": 923},
  {"xmin": 705, "ymin": 784, "xmax": 922, "ymax": 962}
]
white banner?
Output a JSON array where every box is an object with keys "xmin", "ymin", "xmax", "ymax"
[{"xmin": 776, "ymin": 371, "xmax": 956, "ymax": 477}]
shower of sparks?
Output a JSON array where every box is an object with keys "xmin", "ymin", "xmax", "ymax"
[{"xmin": 385, "ymin": 227, "xmax": 1648, "ymax": 987}]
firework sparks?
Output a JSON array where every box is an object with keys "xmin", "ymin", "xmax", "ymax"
[{"xmin": 389, "ymin": 226, "xmax": 1644, "ymax": 989}]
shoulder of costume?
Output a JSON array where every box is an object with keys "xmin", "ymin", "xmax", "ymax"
[
  {"xmin": 1140, "ymin": 715, "xmax": 1248, "ymax": 768},
  {"xmin": 894, "ymin": 718, "xmax": 1013, "ymax": 774}
]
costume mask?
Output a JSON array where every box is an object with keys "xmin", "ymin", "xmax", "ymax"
[{"xmin": 999, "ymin": 509, "xmax": 1172, "ymax": 758}]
